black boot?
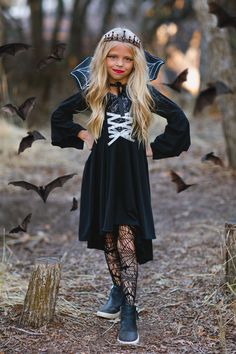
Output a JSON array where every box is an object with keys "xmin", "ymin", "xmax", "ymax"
[
  {"xmin": 96, "ymin": 285, "xmax": 124, "ymax": 319},
  {"xmin": 117, "ymin": 303, "xmax": 139, "ymax": 345}
]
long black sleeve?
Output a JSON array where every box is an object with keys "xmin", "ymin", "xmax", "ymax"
[
  {"xmin": 149, "ymin": 85, "xmax": 190, "ymax": 160},
  {"xmin": 51, "ymin": 91, "xmax": 89, "ymax": 149}
]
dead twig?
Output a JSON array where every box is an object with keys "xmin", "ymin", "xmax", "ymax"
[
  {"xmin": 101, "ymin": 318, "xmax": 119, "ymax": 336},
  {"xmin": 10, "ymin": 326, "xmax": 45, "ymax": 336},
  {"xmin": 158, "ymin": 301, "xmax": 184, "ymax": 309}
]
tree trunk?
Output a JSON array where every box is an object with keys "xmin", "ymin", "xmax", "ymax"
[
  {"xmin": 225, "ymin": 221, "xmax": 236, "ymax": 287},
  {"xmin": 19, "ymin": 257, "xmax": 61, "ymax": 328},
  {"xmin": 0, "ymin": 9, "xmax": 8, "ymax": 105},
  {"xmin": 68, "ymin": 0, "xmax": 93, "ymax": 62},
  {"xmin": 100, "ymin": 0, "xmax": 117, "ymax": 35},
  {"xmin": 51, "ymin": 0, "xmax": 65, "ymax": 49},
  {"xmin": 39, "ymin": 0, "xmax": 65, "ymax": 104},
  {"xmin": 27, "ymin": 0, "xmax": 44, "ymax": 61},
  {"xmin": 193, "ymin": 0, "xmax": 236, "ymax": 169}
]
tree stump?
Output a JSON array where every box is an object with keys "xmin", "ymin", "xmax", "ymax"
[
  {"xmin": 225, "ymin": 221, "xmax": 236, "ymax": 286},
  {"xmin": 19, "ymin": 256, "xmax": 61, "ymax": 328}
]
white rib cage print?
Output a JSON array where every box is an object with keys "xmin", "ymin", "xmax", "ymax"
[{"xmin": 107, "ymin": 111, "xmax": 134, "ymax": 146}]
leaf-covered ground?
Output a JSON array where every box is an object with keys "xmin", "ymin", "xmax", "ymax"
[{"xmin": 0, "ymin": 114, "xmax": 236, "ymax": 354}]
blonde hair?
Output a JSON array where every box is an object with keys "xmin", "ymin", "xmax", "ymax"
[{"xmin": 86, "ymin": 27, "xmax": 154, "ymax": 145}]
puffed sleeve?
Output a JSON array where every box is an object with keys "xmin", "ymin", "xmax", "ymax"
[
  {"xmin": 51, "ymin": 91, "xmax": 89, "ymax": 149},
  {"xmin": 148, "ymin": 85, "xmax": 190, "ymax": 159}
]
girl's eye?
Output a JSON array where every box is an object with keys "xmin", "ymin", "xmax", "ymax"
[{"xmin": 107, "ymin": 55, "xmax": 133, "ymax": 61}]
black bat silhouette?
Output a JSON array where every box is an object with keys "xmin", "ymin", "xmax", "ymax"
[
  {"xmin": 70, "ymin": 197, "xmax": 78, "ymax": 211},
  {"xmin": 1, "ymin": 97, "xmax": 36, "ymax": 121},
  {"xmin": 170, "ymin": 170, "xmax": 195, "ymax": 193},
  {"xmin": 37, "ymin": 42, "xmax": 66, "ymax": 70},
  {"xmin": 193, "ymin": 81, "xmax": 233, "ymax": 115},
  {"xmin": 201, "ymin": 152, "xmax": 224, "ymax": 167},
  {"xmin": 9, "ymin": 213, "xmax": 32, "ymax": 234},
  {"xmin": 0, "ymin": 43, "xmax": 32, "ymax": 58},
  {"xmin": 208, "ymin": 1, "xmax": 236, "ymax": 29},
  {"xmin": 163, "ymin": 68, "xmax": 188, "ymax": 92},
  {"xmin": 8, "ymin": 173, "xmax": 77, "ymax": 202},
  {"xmin": 18, "ymin": 131, "xmax": 46, "ymax": 154}
]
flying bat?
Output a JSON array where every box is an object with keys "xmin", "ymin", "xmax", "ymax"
[
  {"xmin": 1, "ymin": 97, "xmax": 36, "ymax": 121},
  {"xmin": 201, "ymin": 152, "xmax": 224, "ymax": 167},
  {"xmin": 0, "ymin": 43, "xmax": 32, "ymax": 58},
  {"xmin": 208, "ymin": 1, "xmax": 236, "ymax": 29},
  {"xmin": 37, "ymin": 42, "xmax": 66, "ymax": 70},
  {"xmin": 8, "ymin": 173, "xmax": 77, "ymax": 202},
  {"xmin": 18, "ymin": 131, "xmax": 46, "ymax": 154},
  {"xmin": 70, "ymin": 197, "xmax": 78, "ymax": 211},
  {"xmin": 162, "ymin": 68, "xmax": 188, "ymax": 92},
  {"xmin": 170, "ymin": 170, "xmax": 196, "ymax": 193},
  {"xmin": 193, "ymin": 81, "xmax": 233, "ymax": 115},
  {"xmin": 9, "ymin": 213, "xmax": 32, "ymax": 234}
]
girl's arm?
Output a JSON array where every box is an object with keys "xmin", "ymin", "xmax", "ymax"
[
  {"xmin": 51, "ymin": 91, "xmax": 89, "ymax": 149},
  {"xmin": 148, "ymin": 85, "xmax": 190, "ymax": 160}
]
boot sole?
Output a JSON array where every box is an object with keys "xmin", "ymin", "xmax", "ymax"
[
  {"xmin": 117, "ymin": 334, "xmax": 139, "ymax": 345},
  {"xmin": 96, "ymin": 310, "xmax": 120, "ymax": 319}
]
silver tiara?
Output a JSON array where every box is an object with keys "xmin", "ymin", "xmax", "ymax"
[{"xmin": 103, "ymin": 30, "xmax": 141, "ymax": 48}]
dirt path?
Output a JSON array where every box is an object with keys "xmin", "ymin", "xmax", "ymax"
[{"xmin": 0, "ymin": 116, "xmax": 236, "ymax": 353}]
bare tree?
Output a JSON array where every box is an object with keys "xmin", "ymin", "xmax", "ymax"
[
  {"xmin": 51, "ymin": 0, "xmax": 65, "ymax": 49},
  {"xmin": 0, "ymin": 8, "xmax": 9, "ymax": 105},
  {"xmin": 27, "ymin": 0, "xmax": 44, "ymax": 61},
  {"xmin": 68, "ymin": 0, "xmax": 93, "ymax": 60},
  {"xmin": 38, "ymin": 0, "xmax": 66, "ymax": 105},
  {"xmin": 140, "ymin": 0, "xmax": 193, "ymax": 49},
  {"xmin": 100, "ymin": 0, "xmax": 117, "ymax": 35},
  {"xmin": 193, "ymin": 0, "xmax": 236, "ymax": 169}
]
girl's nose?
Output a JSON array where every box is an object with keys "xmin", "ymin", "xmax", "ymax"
[{"xmin": 116, "ymin": 59, "xmax": 124, "ymax": 67}]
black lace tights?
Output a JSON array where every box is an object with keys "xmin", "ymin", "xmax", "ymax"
[{"xmin": 104, "ymin": 225, "xmax": 138, "ymax": 305}]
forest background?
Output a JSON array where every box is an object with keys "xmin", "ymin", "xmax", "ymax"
[{"xmin": 1, "ymin": 1, "xmax": 236, "ymax": 353}]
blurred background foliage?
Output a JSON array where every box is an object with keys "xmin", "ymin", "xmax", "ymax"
[{"xmin": 0, "ymin": 0, "xmax": 236, "ymax": 167}]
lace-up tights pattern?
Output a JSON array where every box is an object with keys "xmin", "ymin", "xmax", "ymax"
[{"xmin": 104, "ymin": 225, "xmax": 138, "ymax": 305}]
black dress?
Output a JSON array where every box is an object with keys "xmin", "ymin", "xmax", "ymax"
[{"xmin": 51, "ymin": 85, "xmax": 190, "ymax": 264}]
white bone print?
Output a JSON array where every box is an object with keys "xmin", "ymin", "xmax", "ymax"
[{"xmin": 107, "ymin": 112, "xmax": 134, "ymax": 146}]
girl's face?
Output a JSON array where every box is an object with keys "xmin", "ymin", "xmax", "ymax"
[{"xmin": 105, "ymin": 43, "xmax": 134, "ymax": 85}]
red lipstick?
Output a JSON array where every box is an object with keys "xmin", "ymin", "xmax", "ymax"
[{"xmin": 112, "ymin": 69, "xmax": 124, "ymax": 74}]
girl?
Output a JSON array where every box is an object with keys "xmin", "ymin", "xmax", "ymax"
[{"xmin": 51, "ymin": 27, "xmax": 190, "ymax": 345}]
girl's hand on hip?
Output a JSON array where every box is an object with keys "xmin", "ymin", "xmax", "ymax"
[
  {"xmin": 146, "ymin": 144, "xmax": 153, "ymax": 157},
  {"xmin": 77, "ymin": 130, "xmax": 94, "ymax": 150}
]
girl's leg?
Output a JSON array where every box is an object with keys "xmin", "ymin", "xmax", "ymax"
[
  {"xmin": 117, "ymin": 225, "xmax": 138, "ymax": 305},
  {"xmin": 96, "ymin": 232, "xmax": 123, "ymax": 319},
  {"xmin": 104, "ymin": 232, "xmax": 121, "ymax": 286},
  {"xmin": 117, "ymin": 225, "xmax": 139, "ymax": 345}
]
